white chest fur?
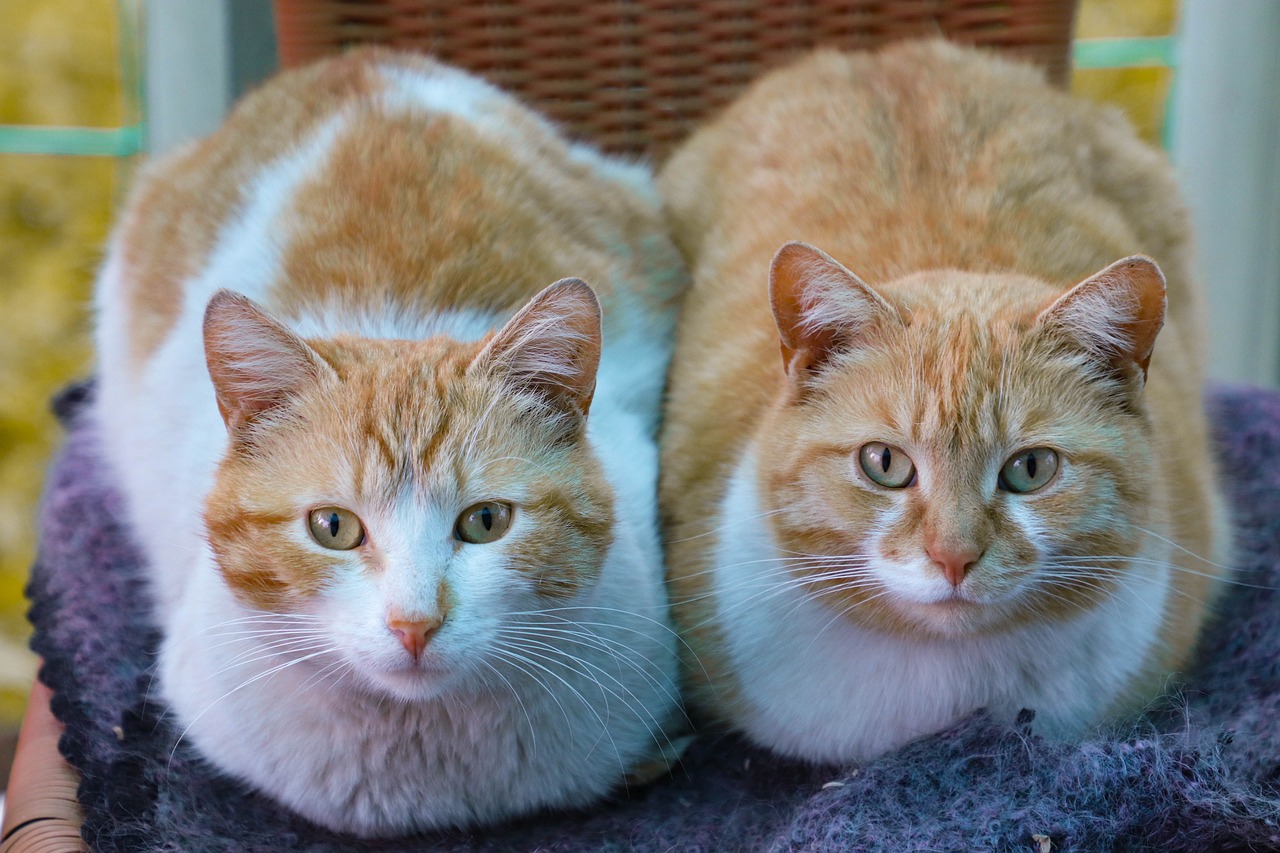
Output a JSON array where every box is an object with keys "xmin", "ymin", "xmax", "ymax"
[
  {"xmin": 159, "ymin": 513, "xmax": 676, "ymax": 836},
  {"xmin": 712, "ymin": 449, "xmax": 1169, "ymax": 764}
]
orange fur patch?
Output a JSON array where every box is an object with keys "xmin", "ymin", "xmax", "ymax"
[
  {"xmin": 160, "ymin": 48, "xmax": 681, "ymax": 612},
  {"xmin": 118, "ymin": 53, "xmax": 379, "ymax": 368},
  {"xmin": 660, "ymin": 40, "xmax": 1225, "ymax": 725},
  {"xmin": 204, "ymin": 332, "xmax": 615, "ymax": 609},
  {"xmin": 117, "ymin": 47, "xmax": 684, "ymax": 364}
]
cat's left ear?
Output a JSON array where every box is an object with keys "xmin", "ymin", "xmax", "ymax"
[
  {"xmin": 475, "ymin": 278, "xmax": 602, "ymax": 421},
  {"xmin": 1036, "ymin": 255, "xmax": 1167, "ymax": 383},
  {"xmin": 770, "ymin": 241, "xmax": 900, "ymax": 385}
]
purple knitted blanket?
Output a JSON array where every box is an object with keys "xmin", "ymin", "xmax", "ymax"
[{"xmin": 27, "ymin": 382, "xmax": 1280, "ymax": 852}]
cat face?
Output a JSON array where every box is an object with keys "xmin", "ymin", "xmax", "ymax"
[
  {"xmin": 758, "ymin": 243, "xmax": 1166, "ymax": 637},
  {"xmin": 202, "ymin": 281, "xmax": 615, "ymax": 700}
]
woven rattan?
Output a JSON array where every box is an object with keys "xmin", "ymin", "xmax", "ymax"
[{"xmin": 272, "ymin": 1, "xmax": 1077, "ymax": 156}]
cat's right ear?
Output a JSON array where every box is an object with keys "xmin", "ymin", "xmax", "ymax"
[
  {"xmin": 203, "ymin": 290, "xmax": 336, "ymax": 433},
  {"xmin": 769, "ymin": 241, "xmax": 899, "ymax": 387}
]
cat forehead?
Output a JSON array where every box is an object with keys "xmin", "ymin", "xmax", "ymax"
[
  {"xmin": 307, "ymin": 334, "xmax": 477, "ymax": 376},
  {"xmin": 265, "ymin": 336, "xmax": 573, "ymax": 492},
  {"xmin": 814, "ymin": 278, "xmax": 1114, "ymax": 448}
]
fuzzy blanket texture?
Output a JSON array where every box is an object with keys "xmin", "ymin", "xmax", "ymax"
[{"xmin": 26, "ymin": 382, "xmax": 1280, "ymax": 852}]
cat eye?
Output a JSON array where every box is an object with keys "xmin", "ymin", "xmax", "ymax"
[
  {"xmin": 455, "ymin": 501, "xmax": 514, "ymax": 544},
  {"xmin": 307, "ymin": 506, "xmax": 365, "ymax": 550},
  {"xmin": 999, "ymin": 448, "xmax": 1060, "ymax": 494},
  {"xmin": 858, "ymin": 442, "xmax": 916, "ymax": 488}
]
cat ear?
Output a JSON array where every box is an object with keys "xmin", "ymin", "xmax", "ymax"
[
  {"xmin": 1036, "ymin": 256, "xmax": 1167, "ymax": 382},
  {"xmin": 203, "ymin": 290, "xmax": 336, "ymax": 432},
  {"xmin": 475, "ymin": 278, "xmax": 602, "ymax": 420},
  {"xmin": 769, "ymin": 241, "xmax": 899, "ymax": 383}
]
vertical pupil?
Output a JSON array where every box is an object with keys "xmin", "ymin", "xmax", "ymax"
[
  {"xmin": 1026, "ymin": 454, "xmax": 1037, "ymax": 479},
  {"xmin": 880, "ymin": 447, "xmax": 892, "ymax": 473},
  {"xmin": 480, "ymin": 506, "xmax": 493, "ymax": 530},
  {"xmin": 328, "ymin": 513, "xmax": 340, "ymax": 537}
]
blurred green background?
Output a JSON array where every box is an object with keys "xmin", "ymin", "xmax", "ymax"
[{"xmin": 0, "ymin": 0, "xmax": 1178, "ymax": 730}]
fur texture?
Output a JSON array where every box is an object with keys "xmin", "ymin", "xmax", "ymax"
[
  {"xmin": 658, "ymin": 41, "xmax": 1229, "ymax": 763},
  {"xmin": 93, "ymin": 49, "xmax": 685, "ymax": 837},
  {"xmin": 25, "ymin": 381, "xmax": 1280, "ymax": 852}
]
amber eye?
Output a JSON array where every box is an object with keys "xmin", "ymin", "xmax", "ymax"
[
  {"xmin": 858, "ymin": 442, "xmax": 916, "ymax": 488},
  {"xmin": 455, "ymin": 501, "xmax": 514, "ymax": 544},
  {"xmin": 307, "ymin": 507, "xmax": 365, "ymax": 550},
  {"xmin": 999, "ymin": 448, "xmax": 1060, "ymax": 494}
]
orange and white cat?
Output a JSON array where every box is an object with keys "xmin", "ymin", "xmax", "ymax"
[
  {"xmin": 94, "ymin": 49, "xmax": 685, "ymax": 836},
  {"xmin": 658, "ymin": 40, "xmax": 1229, "ymax": 764}
]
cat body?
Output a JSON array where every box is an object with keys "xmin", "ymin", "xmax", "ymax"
[
  {"xmin": 658, "ymin": 41, "xmax": 1227, "ymax": 763},
  {"xmin": 94, "ymin": 49, "xmax": 684, "ymax": 836}
]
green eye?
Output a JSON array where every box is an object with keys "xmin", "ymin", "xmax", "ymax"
[
  {"xmin": 999, "ymin": 448, "xmax": 1060, "ymax": 494},
  {"xmin": 307, "ymin": 507, "xmax": 365, "ymax": 550},
  {"xmin": 858, "ymin": 442, "xmax": 916, "ymax": 488},
  {"xmin": 455, "ymin": 501, "xmax": 514, "ymax": 544}
]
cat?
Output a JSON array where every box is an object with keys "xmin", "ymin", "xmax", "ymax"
[
  {"xmin": 93, "ymin": 48, "xmax": 686, "ymax": 837},
  {"xmin": 657, "ymin": 39, "xmax": 1230, "ymax": 764}
]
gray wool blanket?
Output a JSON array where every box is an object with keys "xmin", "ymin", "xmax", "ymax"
[{"xmin": 26, "ymin": 382, "xmax": 1280, "ymax": 852}]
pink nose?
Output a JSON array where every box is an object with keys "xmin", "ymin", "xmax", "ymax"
[
  {"xmin": 927, "ymin": 544, "xmax": 983, "ymax": 588},
  {"xmin": 388, "ymin": 614, "xmax": 444, "ymax": 659}
]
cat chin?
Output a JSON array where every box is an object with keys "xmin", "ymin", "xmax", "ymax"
[
  {"xmin": 354, "ymin": 660, "xmax": 462, "ymax": 702},
  {"xmin": 888, "ymin": 598, "xmax": 1019, "ymax": 638}
]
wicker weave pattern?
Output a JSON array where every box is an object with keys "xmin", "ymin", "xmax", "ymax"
[{"xmin": 274, "ymin": 1, "xmax": 1077, "ymax": 156}]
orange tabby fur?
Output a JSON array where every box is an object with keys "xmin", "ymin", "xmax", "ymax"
[
  {"xmin": 659, "ymin": 40, "xmax": 1226, "ymax": 754},
  {"xmin": 94, "ymin": 47, "xmax": 686, "ymax": 835},
  {"xmin": 118, "ymin": 49, "xmax": 674, "ymax": 610},
  {"xmin": 118, "ymin": 50, "xmax": 677, "ymax": 369}
]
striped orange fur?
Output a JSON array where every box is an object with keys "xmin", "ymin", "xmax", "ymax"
[
  {"xmin": 658, "ymin": 40, "xmax": 1229, "ymax": 763},
  {"xmin": 94, "ymin": 48, "xmax": 685, "ymax": 835}
]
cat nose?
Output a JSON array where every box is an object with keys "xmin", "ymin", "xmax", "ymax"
[
  {"xmin": 926, "ymin": 544, "xmax": 983, "ymax": 587},
  {"xmin": 388, "ymin": 613, "xmax": 444, "ymax": 660}
]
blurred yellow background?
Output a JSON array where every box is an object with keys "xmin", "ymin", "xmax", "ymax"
[
  {"xmin": 0, "ymin": 0, "xmax": 134, "ymax": 725},
  {"xmin": 0, "ymin": 0, "xmax": 1177, "ymax": 729}
]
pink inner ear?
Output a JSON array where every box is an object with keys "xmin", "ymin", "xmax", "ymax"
[
  {"xmin": 474, "ymin": 277, "xmax": 602, "ymax": 418},
  {"xmin": 768, "ymin": 240, "xmax": 897, "ymax": 382},
  {"xmin": 1038, "ymin": 255, "xmax": 1167, "ymax": 379},
  {"xmin": 203, "ymin": 290, "xmax": 332, "ymax": 431}
]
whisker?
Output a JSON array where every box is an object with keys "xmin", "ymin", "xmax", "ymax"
[
  {"xmin": 496, "ymin": 624, "xmax": 684, "ymax": 715},
  {"xmin": 804, "ymin": 589, "xmax": 898, "ymax": 652},
  {"xmin": 475, "ymin": 658, "xmax": 539, "ymax": 761},
  {"xmin": 504, "ymin": 606, "xmax": 714, "ymax": 688},
  {"xmin": 487, "ymin": 644, "xmax": 621, "ymax": 772},
  {"xmin": 168, "ymin": 646, "xmax": 334, "ymax": 768},
  {"xmin": 495, "ymin": 638, "xmax": 676, "ymax": 760},
  {"xmin": 663, "ymin": 507, "xmax": 790, "ymax": 545},
  {"xmin": 1044, "ymin": 555, "xmax": 1268, "ymax": 589},
  {"xmin": 684, "ymin": 567, "xmax": 883, "ymax": 629},
  {"xmin": 1132, "ymin": 525, "xmax": 1237, "ymax": 572}
]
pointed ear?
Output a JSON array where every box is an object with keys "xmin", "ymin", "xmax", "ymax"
[
  {"xmin": 769, "ymin": 241, "xmax": 899, "ymax": 383},
  {"xmin": 474, "ymin": 278, "xmax": 602, "ymax": 420},
  {"xmin": 203, "ymin": 290, "xmax": 335, "ymax": 432},
  {"xmin": 1036, "ymin": 256, "xmax": 1167, "ymax": 383}
]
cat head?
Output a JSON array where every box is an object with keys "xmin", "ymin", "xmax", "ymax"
[
  {"xmin": 200, "ymin": 280, "xmax": 614, "ymax": 699},
  {"xmin": 759, "ymin": 241, "xmax": 1167, "ymax": 637}
]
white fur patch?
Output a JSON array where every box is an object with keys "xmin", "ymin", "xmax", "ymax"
[
  {"xmin": 376, "ymin": 61, "xmax": 509, "ymax": 126},
  {"xmin": 289, "ymin": 302, "xmax": 501, "ymax": 343},
  {"xmin": 712, "ymin": 447, "xmax": 1169, "ymax": 763},
  {"xmin": 95, "ymin": 114, "xmax": 348, "ymax": 611},
  {"xmin": 95, "ymin": 57, "xmax": 682, "ymax": 837}
]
